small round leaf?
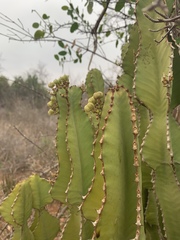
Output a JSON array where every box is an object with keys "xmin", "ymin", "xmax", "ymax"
[
  {"xmin": 58, "ymin": 41, "xmax": 65, "ymax": 48},
  {"xmin": 34, "ymin": 30, "xmax": 45, "ymax": 40},
  {"xmin": 70, "ymin": 22, "xmax": 79, "ymax": 33},
  {"xmin": 62, "ymin": 5, "xmax": 69, "ymax": 11},
  {"xmin": 58, "ymin": 51, "xmax": 67, "ymax": 56},
  {"xmin": 32, "ymin": 22, "xmax": 39, "ymax": 29},
  {"xmin": 54, "ymin": 54, "xmax": 59, "ymax": 61},
  {"xmin": 42, "ymin": 14, "xmax": 50, "ymax": 20}
]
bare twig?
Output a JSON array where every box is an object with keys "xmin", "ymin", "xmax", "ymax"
[
  {"xmin": 0, "ymin": 222, "xmax": 9, "ymax": 235},
  {"xmin": 13, "ymin": 125, "xmax": 48, "ymax": 156},
  {"xmin": 143, "ymin": 0, "xmax": 168, "ymax": 13},
  {"xmin": 39, "ymin": 163, "xmax": 58, "ymax": 177},
  {"xmin": 88, "ymin": 0, "xmax": 111, "ymax": 69},
  {"xmin": 57, "ymin": 205, "xmax": 68, "ymax": 218}
]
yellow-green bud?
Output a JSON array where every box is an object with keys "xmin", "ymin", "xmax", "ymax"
[
  {"xmin": 48, "ymin": 82, "xmax": 55, "ymax": 88},
  {"xmin": 48, "ymin": 109, "xmax": 55, "ymax": 115},
  {"xmin": 60, "ymin": 75, "xmax": 69, "ymax": 82},
  {"xmin": 84, "ymin": 102, "xmax": 95, "ymax": 112},
  {"xmin": 88, "ymin": 96, "xmax": 95, "ymax": 104},
  {"xmin": 50, "ymin": 96, "xmax": 57, "ymax": 102},
  {"xmin": 87, "ymin": 102, "xmax": 95, "ymax": 110},
  {"xmin": 54, "ymin": 79, "xmax": 61, "ymax": 85},
  {"xmin": 93, "ymin": 91, "xmax": 103, "ymax": 99},
  {"xmin": 47, "ymin": 101, "xmax": 53, "ymax": 107},
  {"xmin": 84, "ymin": 105, "xmax": 90, "ymax": 112}
]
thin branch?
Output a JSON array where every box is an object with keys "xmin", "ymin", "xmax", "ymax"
[
  {"xmin": 91, "ymin": 0, "xmax": 111, "ymax": 35},
  {"xmin": 143, "ymin": 0, "xmax": 168, "ymax": 12},
  {"xmin": 39, "ymin": 163, "xmax": 58, "ymax": 177},
  {"xmin": 0, "ymin": 222, "xmax": 9, "ymax": 235},
  {"xmin": 149, "ymin": 25, "xmax": 169, "ymax": 32},
  {"xmin": 88, "ymin": 0, "xmax": 111, "ymax": 69},
  {"xmin": 154, "ymin": 25, "xmax": 175, "ymax": 43},
  {"xmin": 13, "ymin": 125, "xmax": 48, "ymax": 156},
  {"xmin": 154, "ymin": 9, "xmax": 168, "ymax": 19},
  {"xmin": 144, "ymin": 12, "xmax": 180, "ymax": 24},
  {"xmin": 0, "ymin": 22, "xmax": 31, "ymax": 38},
  {"xmin": 57, "ymin": 205, "xmax": 68, "ymax": 218},
  {"xmin": 0, "ymin": 12, "xmax": 32, "ymax": 37}
]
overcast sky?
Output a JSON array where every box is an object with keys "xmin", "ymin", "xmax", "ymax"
[{"xmin": 0, "ymin": 0, "xmax": 121, "ymax": 85}]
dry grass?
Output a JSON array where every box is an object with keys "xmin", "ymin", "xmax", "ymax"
[{"xmin": 0, "ymin": 99, "xmax": 57, "ymax": 198}]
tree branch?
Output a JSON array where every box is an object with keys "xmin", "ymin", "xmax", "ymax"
[
  {"xmin": 88, "ymin": 0, "xmax": 111, "ymax": 69},
  {"xmin": 13, "ymin": 125, "xmax": 48, "ymax": 156}
]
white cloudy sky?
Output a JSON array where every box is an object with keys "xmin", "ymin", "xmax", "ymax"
[{"xmin": 0, "ymin": 0, "xmax": 121, "ymax": 85}]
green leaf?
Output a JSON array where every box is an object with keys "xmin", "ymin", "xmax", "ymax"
[
  {"xmin": 54, "ymin": 54, "xmax": 59, "ymax": 61},
  {"xmin": 115, "ymin": 39, "xmax": 119, "ymax": 48},
  {"xmin": 98, "ymin": 24, "xmax": 103, "ymax": 34},
  {"xmin": 34, "ymin": 30, "xmax": 45, "ymax": 40},
  {"xmin": 105, "ymin": 31, "xmax": 111, "ymax": 37},
  {"xmin": 87, "ymin": 1, "xmax": 93, "ymax": 14},
  {"xmin": 68, "ymin": 48, "xmax": 72, "ymax": 55},
  {"xmin": 74, "ymin": 59, "xmax": 78, "ymax": 63},
  {"xmin": 128, "ymin": 7, "xmax": 134, "ymax": 16},
  {"xmin": 76, "ymin": 52, "xmax": 82, "ymax": 63},
  {"xmin": 75, "ymin": 7, "xmax": 79, "ymax": 15},
  {"xmin": 49, "ymin": 25, "xmax": 53, "ymax": 33},
  {"xmin": 69, "ymin": 3, "xmax": 74, "ymax": 9},
  {"xmin": 70, "ymin": 22, "xmax": 79, "ymax": 33},
  {"xmin": 58, "ymin": 51, "xmax": 67, "ymax": 56},
  {"xmin": 115, "ymin": 0, "xmax": 125, "ymax": 12},
  {"xmin": 32, "ymin": 22, "xmax": 39, "ymax": 29},
  {"xmin": 67, "ymin": 9, "xmax": 73, "ymax": 18},
  {"xmin": 58, "ymin": 40, "xmax": 65, "ymax": 48},
  {"xmin": 42, "ymin": 13, "xmax": 49, "ymax": 20},
  {"xmin": 62, "ymin": 5, "xmax": 69, "ymax": 11}
]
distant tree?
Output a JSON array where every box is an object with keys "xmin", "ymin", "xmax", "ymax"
[
  {"xmin": 11, "ymin": 76, "xmax": 27, "ymax": 99},
  {"xmin": 0, "ymin": 75, "xmax": 12, "ymax": 108},
  {"xmin": 11, "ymin": 74, "xmax": 48, "ymax": 108}
]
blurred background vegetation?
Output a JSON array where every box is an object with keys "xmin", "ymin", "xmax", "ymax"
[
  {"xmin": 0, "ymin": 72, "xmax": 57, "ymax": 199},
  {"xmin": 0, "ymin": 73, "xmax": 49, "ymax": 109}
]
